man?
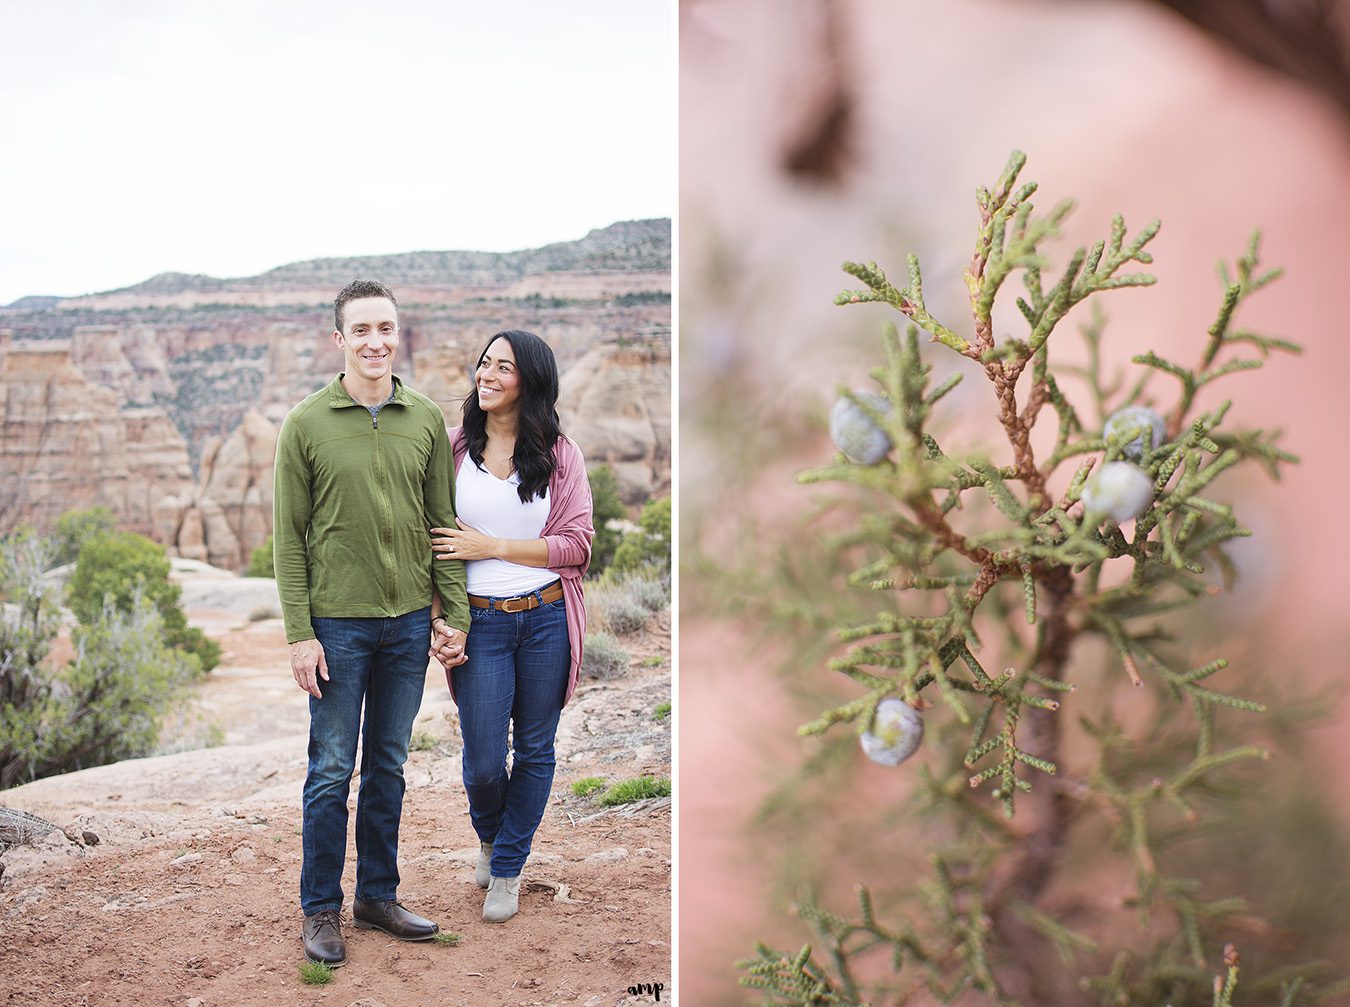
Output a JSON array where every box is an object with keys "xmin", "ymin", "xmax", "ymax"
[{"xmin": 273, "ymin": 278, "xmax": 469, "ymax": 967}]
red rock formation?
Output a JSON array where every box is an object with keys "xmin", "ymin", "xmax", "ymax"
[
  {"xmin": 0, "ymin": 337, "xmax": 194, "ymax": 537},
  {"xmin": 560, "ymin": 337, "xmax": 672, "ymax": 504},
  {"xmin": 2, "ymin": 223, "xmax": 671, "ymax": 556},
  {"xmin": 183, "ymin": 411, "xmax": 278, "ymax": 569}
]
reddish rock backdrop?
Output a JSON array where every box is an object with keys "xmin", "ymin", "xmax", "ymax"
[{"xmin": 0, "ymin": 219, "xmax": 670, "ymax": 568}]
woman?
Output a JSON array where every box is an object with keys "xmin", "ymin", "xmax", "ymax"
[{"xmin": 428, "ymin": 329, "xmax": 594, "ymax": 924}]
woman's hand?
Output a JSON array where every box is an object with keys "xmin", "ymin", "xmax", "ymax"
[
  {"xmin": 431, "ymin": 518, "xmax": 499, "ymax": 561},
  {"xmin": 430, "ymin": 623, "xmax": 469, "ymax": 669}
]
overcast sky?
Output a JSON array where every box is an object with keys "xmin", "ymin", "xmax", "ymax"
[{"xmin": 0, "ymin": 0, "xmax": 673, "ymax": 305}]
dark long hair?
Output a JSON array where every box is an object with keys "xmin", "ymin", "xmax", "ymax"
[{"xmin": 460, "ymin": 330, "xmax": 561, "ymax": 503}]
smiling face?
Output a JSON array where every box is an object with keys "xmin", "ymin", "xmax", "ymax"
[
  {"xmin": 334, "ymin": 296, "xmax": 399, "ymax": 386},
  {"xmin": 475, "ymin": 336, "xmax": 522, "ymax": 414}
]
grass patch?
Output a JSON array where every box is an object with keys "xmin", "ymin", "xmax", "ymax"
[
  {"xmin": 653, "ymin": 702, "xmax": 671, "ymax": 721},
  {"xmin": 571, "ymin": 776, "xmax": 607, "ymax": 797},
  {"xmin": 408, "ymin": 730, "xmax": 437, "ymax": 752},
  {"xmin": 643, "ymin": 655, "xmax": 664, "ymax": 667},
  {"xmin": 599, "ymin": 776, "xmax": 671, "ymax": 807},
  {"xmin": 299, "ymin": 961, "xmax": 335, "ymax": 985},
  {"xmin": 432, "ymin": 931, "xmax": 463, "ymax": 946}
]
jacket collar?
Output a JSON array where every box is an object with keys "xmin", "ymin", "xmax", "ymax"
[{"xmin": 327, "ymin": 373, "xmax": 408, "ymax": 409}]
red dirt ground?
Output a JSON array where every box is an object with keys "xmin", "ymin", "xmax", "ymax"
[{"xmin": 0, "ymin": 578, "xmax": 671, "ymax": 1007}]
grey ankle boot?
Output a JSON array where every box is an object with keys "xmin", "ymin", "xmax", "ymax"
[
  {"xmin": 475, "ymin": 842, "xmax": 493, "ymax": 889},
  {"xmin": 482, "ymin": 875, "xmax": 520, "ymax": 923}
]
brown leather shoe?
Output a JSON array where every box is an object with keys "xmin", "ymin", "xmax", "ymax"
[
  {"xmin": 352, "ymin": 897, "xmax": 439, "ymax": 941},
  {"xmin": 302, "ymin": 909, "xmax": 347, "ymax": 966}
]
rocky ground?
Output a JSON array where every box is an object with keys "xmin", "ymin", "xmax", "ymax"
[{"xmin": 0, "ymin": 565, "xmax": 672, "ymax": 1007}]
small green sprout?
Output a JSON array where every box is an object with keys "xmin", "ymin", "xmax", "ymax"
[
  {"xmin": 299, "ymin": 961, "xmax": 335, "ymax": 985},
  {"xmin": 408, "ymin": 729, "xmax": 438, "ymax": 752}
]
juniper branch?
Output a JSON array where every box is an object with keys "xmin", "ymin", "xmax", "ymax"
[{"xmin": 752, "ymin": 150, "xmax": 1320, "ymax": 1007}]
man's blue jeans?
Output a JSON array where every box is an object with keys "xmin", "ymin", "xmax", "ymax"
[
  {"xmin": 300, "ymin": 606, "xmax": 430, "ymax": 916},
  {"xmin": 451, "ymin": 591, "xmax": 569, "ymax": 879}
]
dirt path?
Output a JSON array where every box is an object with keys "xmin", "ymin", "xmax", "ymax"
[{"xmin": 0, "ymin": 569, "xmax": 672, "ymax": 1007}]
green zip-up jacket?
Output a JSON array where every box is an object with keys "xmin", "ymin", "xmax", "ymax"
[{"xmin": 272, "ymin": 373, "xmax": 469, "ymax": 644}]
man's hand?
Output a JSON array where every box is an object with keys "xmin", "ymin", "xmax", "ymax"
[
  {"xmin": 430, "ymin": 622, "xmax": 469, "ymax": 670},
  {"xmin": 291, "ymin": 639, "xmax": 329, "ymax": 698}
]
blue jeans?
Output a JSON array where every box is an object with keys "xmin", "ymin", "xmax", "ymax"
[
  {"xmin": 451, "ymin": 590, "xmax": 569, "ymax": 879},
  {"xmin": 300, "ymin": 606, "xmax": 430, "ymax": 915}
]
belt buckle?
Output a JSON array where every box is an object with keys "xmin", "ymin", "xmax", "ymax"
[{"xmin": 501, "ymin": 596, "xmax": 531, "ymax": 613}]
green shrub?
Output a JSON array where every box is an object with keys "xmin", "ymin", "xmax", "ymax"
[
  {"xmin": 612, "ymin": 497, "xmax": 671, "ymax": 574},
  {"xmin": 67, "ymin": 530, "xmax": 173, "ymax": 623},
  {"xmin": 587, "ymin": 464, "xmax": 627, "ymax": 575},
  {"xmin": 590, "ymin": 586, "xmax": 649, "ymax": 636},
  {"xmin": 67, "ymin": 531, "xmax": 219, "ymax": 671},
  {"xmin": 628, "ymin": 571, "xmax": 670, "ymax": 612},
  {"xmin": 245, "ymin": 534, "xmax": 274, "ymax": 578},
  {"xmin": 582, "ymin": 632, "xmax": 630, "ymax": 679},
  {"xmin": 653, "ymin": 702, "xmax": 671, "ymax": 721},
  {"xmin": 598, "ymin": 776, "xmax": 671, "ymax": 806},
  {"xmin": 173, "ymin": 625, "xmax": 221, "ymax": 672},
  {"xmin": 52, "ymin": 507, "xmax": 117, "ymax": 567},
  {"xmin": 571, "ymin": 776, "xmax": 606, "ymax": 797},
  {"xmin": 585, "ymin": 568, "xmax": 672, "ymax": 659},
  {"xmin": 1, "ymin": 537, "xmax": 198, "ymax": 789}
]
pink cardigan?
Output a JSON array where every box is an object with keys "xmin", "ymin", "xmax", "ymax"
[{"xmin": 447, "ymin": 427, "xmax": 594, "ymax": 706}]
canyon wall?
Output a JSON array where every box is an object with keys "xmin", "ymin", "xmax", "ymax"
[{"xmin": 0, "ymin": 220, "xmax": 671, "ymax": 567}]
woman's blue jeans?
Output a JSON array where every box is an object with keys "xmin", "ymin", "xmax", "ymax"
[
  {"xmin": 451, "ymin": 591, "xmax": 569, "ymax": 879},
  {"xmin": 300, "ymin": 606, "xmax": 430, "ymax": 916}
]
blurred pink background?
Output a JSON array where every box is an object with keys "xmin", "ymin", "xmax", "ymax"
[{"xmin": 679, "ymin": 0, "xmax": 1350, "ymax": 1002}]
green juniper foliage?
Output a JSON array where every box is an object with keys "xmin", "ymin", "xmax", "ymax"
[
  {"xmin": 68, "ymin": 530, "xmax": 221, "ymax": 671},
  {"xmin": 587, "ymin": 464, "xmax": 627, "ymax": 575},
  {"xmin": 738, "ymin": 153, "xmax": 1344, "ymax": 1005},
  {"xmin": 246, "ymin": 533, "xmax": 274, "ymax": 578},
  {"xmin": 1, "ymin": 531, "xmax": 199, "ymax": 789}
]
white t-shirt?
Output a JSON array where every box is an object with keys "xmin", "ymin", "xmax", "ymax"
[{"xmin": 455, "ymin": 457, "xmax": 555, "ymax": 596}]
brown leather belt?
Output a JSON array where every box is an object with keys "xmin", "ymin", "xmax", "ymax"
[{"xmin": 468, "ymin": 580, "xmax": 563, "ymax": 613}]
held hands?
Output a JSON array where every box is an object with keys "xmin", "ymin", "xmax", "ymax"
[
  {"xmin": 290, "ymin": 639, "xmax": 328, "ymax": 698},
  {"xmin": 430, "ymin": 621, "xmax": 469, "ymax": 670},
  {"xmin": 431, "ymin": 519, "xmax": 498, "ymax": 561}
]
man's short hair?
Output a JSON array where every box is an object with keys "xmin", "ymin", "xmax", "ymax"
[{"xmin": 335, "ymin": 279, "xmax": 397, "ymax": 332}]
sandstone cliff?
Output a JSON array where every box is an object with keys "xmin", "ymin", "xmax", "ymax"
[
  {"xmin": 0, "ymin": 334, "xmax": 194, "ymax": 536},
  {"xmin": 168, "ymin": 411, "xmax": 278, "ymax": 569},
  {"xmin": 561, "ymin": 337, "xmax": 672, "ymax": 504},
  {"xmin": 0, "ymin": 220, "xmax": 671, "ymax": 566}
]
